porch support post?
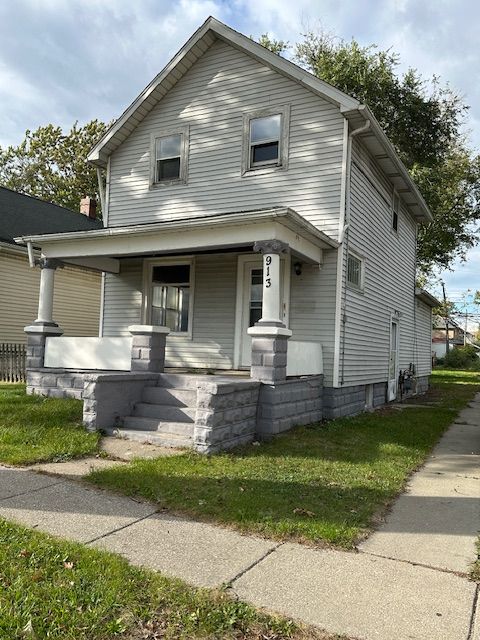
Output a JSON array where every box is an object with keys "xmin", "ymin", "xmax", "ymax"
[
  {"xmin": 24, "ymin": 258, "xmax": 64, "ymax": 372},
  {"xmin": 128, "ymin": 325, "xmax": 170, "ymax": 372},
  {"xmin": 36, "ymin": 258, "xmax": 63, "ymax": 325},
  {"xmin": 248, "ymin": 240, "xmax": 292, "ymax": 384}
]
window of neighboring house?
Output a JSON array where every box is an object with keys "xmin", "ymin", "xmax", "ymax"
[
  {"xmin": 347, "ymin": 252, "xmax": 364, "ymax": 290},
  {"xmin": 242, "ymin": 106, "xmax": 290, "ymax": 173},
  {"xmin": 151, "ymin": 127, "xmax": 189, "ymax": 186},
  {"xmin": 150, "ymin": 262, "xmax": 192, "ymax": 333},
  {"xmin": 392, "ymin": 191, "xmax": 400, "ymax": 232}
]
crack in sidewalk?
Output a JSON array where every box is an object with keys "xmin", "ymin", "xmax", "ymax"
[
  {"xmin": 84, "ymin": 510, "xmax": 159, "ymax": 545},
  {"xmin": 359, "ymin": 548, "xmax": 470, "ymax": 579},
  {"xmin": 226, "ymin": 542, "xmax": 284, "ymax": 589}
]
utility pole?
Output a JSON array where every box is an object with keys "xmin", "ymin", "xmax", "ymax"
[{"xmin": 441, "ymin": 281, "xmax": 450, "ymax": 354}]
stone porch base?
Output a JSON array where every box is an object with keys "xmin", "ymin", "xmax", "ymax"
[{"xmin": 26, "ymin": 369, "xmax": 429, "ymax": 452}]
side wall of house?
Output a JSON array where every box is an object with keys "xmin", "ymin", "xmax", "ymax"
[
  {"xmin": 102, "ymin": 250, "xmax": 338, "ymax": 382},
  {"xmin": 0, "ymin": 250, "xmax": 101, "ymax": 343},
  {"xmin": 415, "ymin": 299, "xmax": 433, "ymax": 377},
  {"xmin": 338, "ymin": 139, "xmax": 429, "ymax": 386},
  {"xmin": 107, "ymin": 39, "xmax": 345, "ymax": 240}
]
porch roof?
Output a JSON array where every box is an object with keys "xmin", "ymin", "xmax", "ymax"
[{"xmin": 14, "ymin": 207, "xmax": 338, "ymax": 273}]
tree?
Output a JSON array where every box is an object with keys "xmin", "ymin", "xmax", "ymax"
[
  {"xmin": 294, "ymin": 31, "xmax": 480, "ymax": 273},
  {"xmin": 0, "ymin": 120, "xmax": 109, "ymax": 216},
  {"xmin": 257, "ymin": 34, "xmax": 289, "ymax": 56}
]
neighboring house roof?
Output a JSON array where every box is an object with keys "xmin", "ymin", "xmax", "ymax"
[
  {"xmin": 87, "ymin": 16, "xmax": 432, "ymax": 223},
  {"xmin": 0, "ymin": 187, "xmax": 101, "ymax": 246}
]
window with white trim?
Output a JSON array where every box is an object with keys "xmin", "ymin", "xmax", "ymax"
[
  {"xmin": 242, "ymin": 105, "xmax": 290, "ymax": 173},
  {"xmin": 151, "ymin": 127, "xmax": 188, "ymax": 186},
  {"xmin": 392, "ymin": 191, "xmax": 400, "ymax": 232},
  {"xmin": 150, "ymin": 262, "xmax": 192, "ymax": 333},
  {"xmin": 347, "ymin": 253, "xmax": 363, "ymax": 289}
]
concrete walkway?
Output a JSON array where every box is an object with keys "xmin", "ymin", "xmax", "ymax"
[{"xmin": 2, "ymin": 403, "xmax": 480, "ymax": 640}]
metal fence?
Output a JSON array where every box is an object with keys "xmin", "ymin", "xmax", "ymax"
[{"xmin": 0, "ymin": 343, "xmax": 26, "ymax": 382}]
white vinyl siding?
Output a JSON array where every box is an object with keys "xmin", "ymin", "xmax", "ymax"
[
  {"xmin": 289, "ymin": 250, "xmax": 338, "ymax": 386},
  {"xmin": 415, "ymin": 299, "xmax": 433, "ymax": 377},
  {"xmin": 102, "ymin": 254, "xmax": 237, "ymax": 369},
  {"xmin": 103, "ymin": 250, "xmax": 339, "ymax": 380},
  {"xmin": 108, "ymin": 39, "xmax": 345, "ymax": 240},
  {"xmin": 339, "ymin": 139, "xmax": 420, "ymax": 386},
  {"xmin": 0, "ymin": 250, "xmax": 101, "ymax": 344}
]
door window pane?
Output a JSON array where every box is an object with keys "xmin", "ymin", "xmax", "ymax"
[{"xmin": 249, "ymin": 268, "xmax": 263, "ymax": 326}]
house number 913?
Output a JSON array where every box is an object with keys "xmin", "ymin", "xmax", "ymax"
[{"xmin": 265, "ymin": 255, "xmax": 272, "ymax": 288}]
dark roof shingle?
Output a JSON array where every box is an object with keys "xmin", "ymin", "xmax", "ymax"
[{"xmin": 0, "ymin": 187, "xmax": 101, "ymax": 245}]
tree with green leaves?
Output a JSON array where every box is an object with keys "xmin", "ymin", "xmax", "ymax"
[
  {"xmin": 259, "ymin": 31, "xmax": 480, "ymax": 274},
  {"xmin": 0, "ymin": 120, "xmax": 108, "ymax": 216}
]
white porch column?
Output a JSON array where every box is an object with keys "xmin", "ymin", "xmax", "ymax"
[
  {"xmin": 24, "ymin": 258, "xmax": 64, "ymax": 372},
  {"xmin": 36, "ymin": 260, "xmax": 58, "ymax": 324},
  {"xmin": 247, "ymin": 240, "xmax": 292, "ymax": 383}
]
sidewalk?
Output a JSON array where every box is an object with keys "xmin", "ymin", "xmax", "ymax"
[{"xmin": 1, "ymin": 399, "xmax": 479, "ymax": 640}]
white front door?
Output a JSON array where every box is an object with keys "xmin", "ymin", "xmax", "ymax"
[
  {"xmin": 387, "ymin": 319, "xmax": 399, "ymax": 401},
  {"xmin": 235, "ymin": 256, "xmax": 290, "ymax": 368}
]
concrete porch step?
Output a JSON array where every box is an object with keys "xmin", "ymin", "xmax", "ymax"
[
  {"xmin": 133, "ymin": 403, "xmax": 195, "ymax": 422},
  {"xmin": 157, "ymin": 373, "xmax": 203, "ymax": 390},
  {"xmin": 142, "ymin": 386, "xmax": 197, "ymax": 407},
  {"xmin": 123, "ymin": 415, "xmax": 195, "ymax": 437},
  {"xmin": 106, "ymin": 427, "xmax": 193, "ymax": 449}
]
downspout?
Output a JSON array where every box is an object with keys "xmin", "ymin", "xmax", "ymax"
[
  {"xmin": 96, "ymin": 167, "xmax": 106, "ymax": 218},
  {"xmin": 26, "ymin": 241, "xmax": 36, "ymax": 268},
  {"xmin": 335, "ymin": 117, "xmax": 371, "ymax": 387}
]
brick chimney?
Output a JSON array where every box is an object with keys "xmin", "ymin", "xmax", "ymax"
[{"xmin": 80, "ymin": 197, "xmax": 97, "ymax": 219}]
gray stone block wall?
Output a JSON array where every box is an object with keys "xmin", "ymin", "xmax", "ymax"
[
  {"xmin": 323, "ymin": 384, "xmax": 366, "ymax": 419},
  {"xmin": 26, "ymin": 369, "xmax": 88, "ymax": 400},
  {"xmin": 131, "ymin": 332, "xmax": 167, "ymax": 373},
  {"xmin": 415, "ymin": 375, "xmax": 429, "ymax": 395},
  {"xmin": 194, "ymin": 379, "xmax": 261, "ymax": 453},
  {"xmin": 256, "ymin": 375, "xmax": 323, "ymax": 437},
  {"xmin": 373, "ymin": 382, "xmax": 387, "ymax": 407},
  {"xmin": 82, "ymin": 372, "xmax": 159, "ymax": 431},
  {"xmin": 250, "ymin": 334, "xmax": 289, "ymax": 383}
]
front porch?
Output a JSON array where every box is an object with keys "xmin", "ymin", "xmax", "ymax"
[{"xmin": 17, "ymin": 207, "xmax": 333, "ymax": 451}]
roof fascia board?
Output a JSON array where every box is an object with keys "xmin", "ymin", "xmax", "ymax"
[
  {"xmin": 87, "ymin": 17, "xmax": 360, "ymax": 167},
  {"xmin": 210, "ymin": 20, "xmax": 359, "ymax": 111},
  {"xmin": 342, "ymin": 105, "xmax": 433, "ymax": 223},
  {"xmin": 14, "ymin": 208, "xmax": 338, "ymax": 252},
  {"xmin": 87, "ymin": 18, "xmax": 214, "ymax": 166},
  {"xmin": 415, "ymin": 288, "xmax": 441, "ymax": 308}
]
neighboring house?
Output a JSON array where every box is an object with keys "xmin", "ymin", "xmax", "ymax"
[
  {"xmin": 15, "ymin": 18, "xmax": 438, "ymax": 452},
  {"xmin": 432, "ymin": 315, "xmax": 476, "ymax": 359},
  {"xmin": 0, "ymin": 187, "xmax": 102, "ymax": 344}
]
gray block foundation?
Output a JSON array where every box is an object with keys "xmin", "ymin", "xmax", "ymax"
[{"xmin": 257, "ymin": 375, "xmax": 323, "ymax": 437}]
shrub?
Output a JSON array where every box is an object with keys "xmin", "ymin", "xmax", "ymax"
[{"xmin": 444, "ymin": 345, "xmax": 479, "ymax": 369}]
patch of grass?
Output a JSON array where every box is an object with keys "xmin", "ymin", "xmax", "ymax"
[
  {"xmin": 87, "ymin": 371, "xmax": 479, "ymax": 548},
  {"xmin": 0, "ymin": 383, "xmax": 99, "ymax": 465},
  {"xmin": 0, "ymin": 518, "xmax": 338, "ymax": 640}
]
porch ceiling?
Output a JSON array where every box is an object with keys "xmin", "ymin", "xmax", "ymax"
[{"xmin": 14, "ymin": 207, "xmax": 338, "ymax": 272}]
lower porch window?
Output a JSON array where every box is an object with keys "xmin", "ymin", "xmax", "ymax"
[{"xmin": 150, "ymin": 262, "xmax": 192, "ymax": 334}]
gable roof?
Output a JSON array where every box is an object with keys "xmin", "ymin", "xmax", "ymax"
[
  {"xmin": 0, "ymin": 187, "xmax": 101, "ymax": 246},
  {"xmin": 87, "ymin": 16, "xmax": 432, "ymax": 223}
]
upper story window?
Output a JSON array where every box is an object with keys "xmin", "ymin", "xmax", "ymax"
[
  {"xmin": 347, "ymin": 252, "xmax": 364, "ymax": 290},
  {"xmin": 392, "ymin": 191, "xmax": 400, "ymax": 233},
  {"xmin": 242, "ymin": 105, "xmax": 290, "ymax": 174},
  {"xmin": 150, "ymin": 126, "xmax": 189, "ymax": 187}
]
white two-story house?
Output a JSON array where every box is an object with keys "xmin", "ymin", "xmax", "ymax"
[{"xmin": 16, "ymin": 17, "xmax": 437, "ymax": 452}]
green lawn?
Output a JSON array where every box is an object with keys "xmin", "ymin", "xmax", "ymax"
[
  {"xmin": 0, "ymin": 518, "xmax": 336, "ymax": 640},
  {"xmin": 0, "ymin": 383, "xmax": 99, "ymax": 465},
  {"xmin": 87, "ymin": 370, "xmax": 479, "ymax": 548}
]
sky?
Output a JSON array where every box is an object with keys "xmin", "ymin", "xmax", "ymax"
[{"xmin": 0, "ymin": 0, "xmax": 479, "ymax": 316}]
